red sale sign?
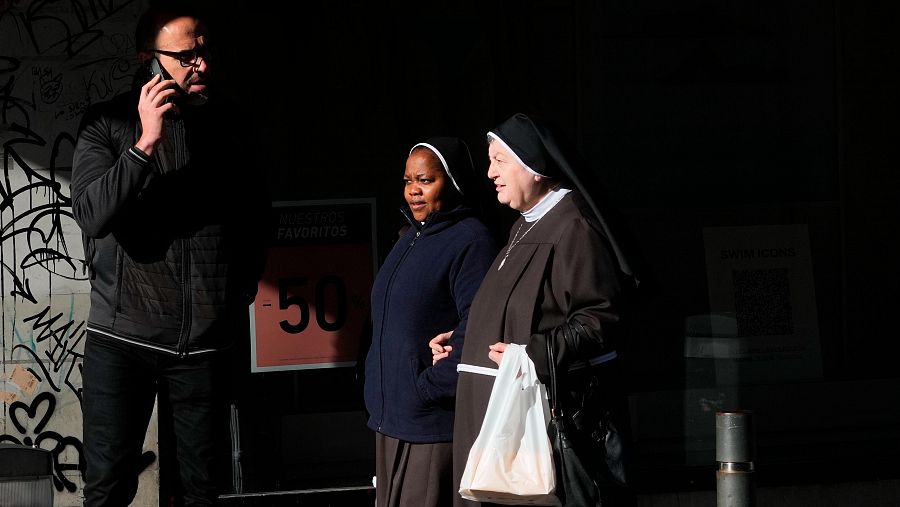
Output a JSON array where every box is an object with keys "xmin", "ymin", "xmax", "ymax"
[{"xmin": 249, "ymin": 199, "xmax": 376, "ymax": 372}]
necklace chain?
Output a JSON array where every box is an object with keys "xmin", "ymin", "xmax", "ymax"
[{"xmin": 498, "ymin": 218, "xmax": 541, "ymax": 270}]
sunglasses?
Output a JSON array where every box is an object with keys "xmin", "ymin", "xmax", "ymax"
[{"xmin": 149, "ymin": 46, "xmax": 212, "ymax": 68}]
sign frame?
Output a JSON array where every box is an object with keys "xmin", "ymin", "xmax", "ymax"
[{"xmin": 249, "ymin": 198, "xmax": 377, "ymax": 372}]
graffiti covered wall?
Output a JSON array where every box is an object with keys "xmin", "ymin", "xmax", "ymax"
[{"xmin": 0, "ymin": 1, "xmax": 157, "ymax": 505}]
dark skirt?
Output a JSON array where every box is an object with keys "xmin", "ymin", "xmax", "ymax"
[{"xmin": 376, "ymin": 433, "xmax": 454, "ymax": 507}]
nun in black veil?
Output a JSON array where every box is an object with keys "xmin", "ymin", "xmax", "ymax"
[
  {"xmin": 445, "ymin": 113, "xmax": 638, "ymax": 506},
  {"xmin": 364, "ymin": 137, "xmax": 498, "ymax": 507}
]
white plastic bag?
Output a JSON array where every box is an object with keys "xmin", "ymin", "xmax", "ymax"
[{"xmin": 459, "ymin": 344, "xmax": 559, "ymax": 505}]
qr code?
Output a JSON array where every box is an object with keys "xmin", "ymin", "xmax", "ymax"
[{"xmin": 732, "ymin": 268, "xmax": 793, "ymax": 336}]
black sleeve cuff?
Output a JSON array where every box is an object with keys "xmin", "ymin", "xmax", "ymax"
[{"xmin": 127, "ymin": 146, "xmax": 151, "ymax": 164}]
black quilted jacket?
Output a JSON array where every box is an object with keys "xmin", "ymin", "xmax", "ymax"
[{"xmin": 71, "ymin": 90, "xmax": 269, "ymax": 357}]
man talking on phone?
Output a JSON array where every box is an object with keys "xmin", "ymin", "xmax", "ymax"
[{"xmin": 71, "ymin": 2, "xmax": 269, "ymax": 505}]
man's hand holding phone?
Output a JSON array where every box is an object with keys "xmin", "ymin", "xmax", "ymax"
[{"xmin": 135, "ymin": 59, "xmax": 179, "ymax": 155}]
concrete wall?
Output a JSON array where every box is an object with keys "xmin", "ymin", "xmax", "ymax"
[{"xmin": 0, "ymin": 1, "xmax": 158, "ymax": 505}]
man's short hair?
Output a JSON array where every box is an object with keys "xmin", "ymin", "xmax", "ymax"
[{"xmin": 134, "ymin": 1, "xmax": 205, "ymax": 52}]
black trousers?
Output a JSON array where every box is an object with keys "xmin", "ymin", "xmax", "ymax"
[{"xmin": 82, "ymin": 333, "xmax": 222, "ymax": 506}]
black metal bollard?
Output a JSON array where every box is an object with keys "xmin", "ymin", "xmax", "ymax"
[{"xmin": 716, "ymin": 411, "xmax": 756, "ymax": 507}]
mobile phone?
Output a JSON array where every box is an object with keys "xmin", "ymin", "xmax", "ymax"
[
  {"xmin": 145, "ymin": 56, "xmax": 169, "ymax": 83},
  {"xmin": 144, "ymin": 57, "xmax": 181, "ymax": 105}
]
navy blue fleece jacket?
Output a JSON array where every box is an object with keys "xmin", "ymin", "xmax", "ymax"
[{"xmin": 364, "ymin": 206, "xmax": 497, "ymax": 443}]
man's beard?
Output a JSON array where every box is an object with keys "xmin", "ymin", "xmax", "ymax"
[
  {"xmin": 181, "ymin": 73, "xmax": 209, "ymax": 106},
  {"xmin": 182, "ymin": 90, "xmax": 209, "ymax": 106}
]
